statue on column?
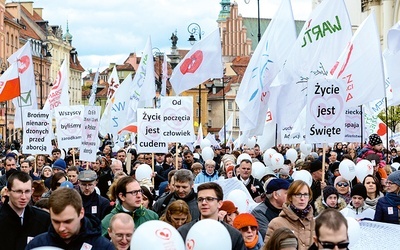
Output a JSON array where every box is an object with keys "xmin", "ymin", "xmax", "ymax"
[{"xmin": 170, "ymin": 31, "xmax": 178, "ymax": 48}]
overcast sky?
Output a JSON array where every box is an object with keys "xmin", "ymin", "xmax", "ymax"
[{"xmin": 28, "ymin": 0, "xmax": 312, "ymax": 73}]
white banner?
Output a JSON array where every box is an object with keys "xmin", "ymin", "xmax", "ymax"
[
  {"xmin": 344, "ymin": 107, "xmax": 362, "ymax": 142},
  {"xmin": 280, "ymin": 125, "xmax": 305, "ymax": 144},
  {"xmin": 160, "ymin": 96, "xmax": 194, "ymax": 143},
  {"xmin": 306, "ymin": 78, "xmax": 346, "ymax": 143},
  {"xmin": 54, "ymin": 105, "xmax": 84, "ymax": 150},
  {"xmin": 22, "ymin": 109, "xmax": 52, "ymax": 155},
  {"xmin": 80, "ymin": 106, "xmax": 101, "ymax": 162},
  {"xmin": 137, "ymin": 108, "xmax": 168, "ymax": 153}
]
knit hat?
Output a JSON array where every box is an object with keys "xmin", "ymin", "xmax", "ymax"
[
  {"xmin": 388, "ymin": 170, "xmax": 400, "ymax": 187},
  {"xmin": 310, "ymin": 160, "xmax": 323, "ymax": 173},
  {"xmin": 233, "ymin": 213, "xmax": 258, "ymax": 230},
  {"xmin": 220, "ymin": 200, "xmax": 238, "ymax": 214},
  {"xmin": 369, "ymin": 133, "xmax": 383, "ymax": 146},
  {"xmin": 53, "ymin": 159, "xmax": 66, "ymax": 172},
  {"xmin": 42, "ymin": 165, "xmax": 53, "ymax": 174},
  {"xmin": 350, "ymin": 184, "xmax": 367, "ymax": 200},
  {"xmin": 266, "ymin": 178, "xmax": 290, "ymax": 194},
  {"xmin": 323, "ymin": 185, "xmax": 338, "ymax": 202}
]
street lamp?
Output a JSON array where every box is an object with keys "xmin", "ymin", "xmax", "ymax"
[
  {"xmin": 244, "ymin": 0, "xmax": 261, "ymax": 42},
  {"xmin": 152, "ymin": 47, "xmax": 163, "ymax": 91},
  {"xmin": 187, "ymin": 23, "xmax": 203, "ymax": 127},
  {"xmin": 39, "ymin": 42, "xmax": 52, "ymax": 108}
]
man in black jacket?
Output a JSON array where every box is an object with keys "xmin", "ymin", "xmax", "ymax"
[
  {"xmin": 26, "ymin": 187, "xmax": 114, "ymax": 249},
  {"xmin": 237, "ymin": 159, "xmax": 264, "ymax": 202},
  {"xmin": 0, "ymin": 171, "xmax": 51, "ymax": 250}
]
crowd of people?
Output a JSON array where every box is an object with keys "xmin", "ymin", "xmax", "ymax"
[{"xmin": 0, "ymin": 133, "xmax": 399, "ymax": 249}]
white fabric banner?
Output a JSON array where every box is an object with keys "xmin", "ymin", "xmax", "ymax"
[
  {"xmin": 54, "ymin": 105, "xmax": 84, "ymax": 150},
  {"xmin": 22, "ymin": 109, "xmax": 52, "ymax": 155},
  {"xmin": 43, "ymin": 60, "xmax": 69, "ymax": 111},
  {"xmin": 80, "ymin": 106, "xmax": 101, "ymax": 162}
]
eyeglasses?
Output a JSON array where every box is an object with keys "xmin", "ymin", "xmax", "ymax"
[
  {"xmin": 239, "ymin": 226, "xmax": 257, "ymax": 232},
  {"xmin": 10, "ymin": 189, "xmax": 32, "ymax": 196},
  {"xmin": 126, "ymin": 189, "xmax": 142, "ymax": 196},
  {"xmin": 386, "ymin": 181, "xmax": 396, "ymax": 186},
  {"xmin": 336, "ymin": 182, "xmax": 349, "ymax": 187},
  {"xmin": 318, "ymin": 240, "xmax": 349, "ymax": 249},
  {"xmin": 113, "ymin": 233, "xmax": 133, "ymax": 240},
  {"xmin": 197, "ymin": 197, "xmax": 219, "ymax": 203},
  {"xmin": 293, "ymin": 193, "xmax": 310, "ymax": 198}
]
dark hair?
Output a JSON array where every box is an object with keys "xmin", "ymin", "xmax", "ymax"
[
  {"xmin": 34, "ymin": 198, "xmax": 50, "ymax": 210},
  {"xmin": 52, "ymin": 148, "xmax": 61, "ymax": 154},
  {"xmin": 50, "ymin": 172, "xmax": 67, "ymax": 191},
  {"xmin": 115, "ymin": 176, "xmax": 137, "ymax": 203},
  {"xmin": 67, "ymin": 166, "xmax": 79, "ymax": 173},
  {"xmin": 263, "ymin": 227, "xmax": 298, "ymax": 250},
  {"xmin": 49, "ymin": 188, "xmax": 82, "ymax": 215},
  {"xmin": 7, "ymin": 171, "xmax": 32, "ymax": 190},
  {"xmin": 197, "ymin": 182, "xmax": 223, "ymax": 201},
  {"xmin": 141, "ymin": 186, "xmax": 153, "ymax": 210},
  {"xmin": 315, "ymin": 208, "xmax": 348, "ymax": 239},
  {"xmin": 362, "ymin": 174, "xmax": 382, "ymax": 198},
  {"xmin": 117, "ymin": 149, "xmax": 126, "ymax": 155},
  {"xmin": 174, "ymin": 169, "xmax": 194, "ymax": 185}
]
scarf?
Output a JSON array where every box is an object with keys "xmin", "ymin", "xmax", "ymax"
[
  {"xmin": 385, "ymin": 192, "xmax": 400, "ymax": 208},
  {"xmin": 365, "ymin": 192, "xmax": 384, "ymax": 209},
  {"xmin": 290, "ymin": 203, "xmax": 312, "ymax": 219},
  {"xmin": 245, "ymin": 234, "xmax": 259, "ymax": 249}
]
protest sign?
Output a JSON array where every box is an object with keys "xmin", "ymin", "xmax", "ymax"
[
  {"xmin": 54, "ymin": 105, "xmax": 84, "ymax": 150},
  {"xmin": 22, "ymin": 109, "xmax": 52, "ymax": 155},
  {"xmin": 306, "ymin": 78, "xmax": 346, "ymax": 143},
  {"xmin": 344, "ymin": 107, "xmax": 363, "ymax": 142},
  {"xmin": 80, "ymin": 106, "xmax": 101, "ymax": 162},
  {"xmin": 137, "ymin": 108, "xmax": 167, "ymax": 153},
  {"xmin": 160, "ymin": 96, "xmax": 194, "ymax": 143}
]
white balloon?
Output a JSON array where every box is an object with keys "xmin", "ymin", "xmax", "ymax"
[
  {"xmin": 270, "ymin": 153, "xmax": 284, "ymax": 170},
  {"xmin": 300, "ymin": 141, "xmax": 312, "ymax": 155},
  {"xmin": 252, "ymin": 162, "xmax": 265, "ymax": 179},
  {"xmin": 355, "ymin": 160, "xmax": 374, "ymax": 181},
  {"xmin": 346, "ymin": 217, "xmax": 361, "ymax": 248},
  {"xmin": 193, "ymin": 153, "xmax": 200, "ymax": 160},
  {"xmin": 392, "ymin": 162, "xmax": 400, "ymax": 170},
  {"xmin": 135, "ymin": 164, "xmax": 152, "ymax": 181},
  {"xmin": 237, "ymin": 153, "xmax": 252, "ymax": 165},
  {"xmin": 246, "ymin": 137, "xmax": 256, "ymax": 148},
  {"xmin": 339, "ymin": 159, "xmax": 356, "ymax": 181},
  {"xmin": 201, "ymin": 146, "xmax": 214, "ymax": 161},
  {"xmin": 200, "ymin": 138, "xmax": 211, "ymax": 149},
  {"xmin": 292, "ymin": 170, "xmax": 312, "ymax": 187},
  {"xmin": 227, "ymin": 189, "xmax": 249, "ymax": 213},
  {"xmin": 186, "ymin": 219, "xmax": 232, "ymax": 250},
  {"xmin": 131, "ymin": 220, "xmax": 185, "ymax": 250},
  {"xmin": 286, "ymin": 148, "xmax": 298, "ymax": 163},
  {"xmin": 263, "ymin": 148, "xmax": 277, "ymax": 166}
]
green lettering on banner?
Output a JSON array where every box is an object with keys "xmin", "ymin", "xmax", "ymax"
[{"xmin": 302, "ymin": 15, "xmax": 342, "ymax": 48}]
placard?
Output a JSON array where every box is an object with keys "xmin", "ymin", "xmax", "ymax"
[
  {"xmin": 80, "ymin": 106, "xmax": 101, "ymax": 162},
  {"xmin": 137, "ymin": 108, "xmax": 168, "ymax": 153},
  {"xmin": 54, "ymin": 105, "xmax": 84, "ymax": 150},
  {"xmin": 22, "ymin": 109, "xmax": 52, "ymax": 155}
]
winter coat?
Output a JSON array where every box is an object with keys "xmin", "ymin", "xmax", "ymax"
[
  {"xmin": 374, "ymin": 194, "xmax": 400, "ymax": 224},
  {"xmin": 251, "ymin": 198, "xmax": 282, "ymax": 240},
  {"xmin": 265, "ymin": 204, "xmax": 315, "ymax": 250},
  {"xmin": 194, "ymin": 170, "xmax": 219, "ymax": 184},
  {"xmin": 365, "ymin": 192, "xmax": 384, "ymax": 210},
  {"xmin": 152, "ymin": 189, "xmax": 200, "ymax": 219},
  {"xmin": 0, "ymin": 203, "xmax": 51, "ymax": 250},
  {"xmin": 237, "ymin": 175, "xmax": 264, "ymax": 200},
  {"xmin": 340, "ymin": 202, "xmax": 375, "ymax": 220},
  {"xmin": 314, "ymin": 195, "xmax": 347, "ymax": 216},
  {"xmin": 101, "ymin": 202, "xmax": 159, "ymax": 236},
  {"xmin": 80, "ymin": 189, "xmax": 112, "ymax": 220},
  {"xmin": 26, "ymin": 215, "xmax": 114, "ymax": 250}
]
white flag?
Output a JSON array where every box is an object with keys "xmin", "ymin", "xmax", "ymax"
[
  {"xmin": 170, "ymin": 29, "xmax": 223, "ymax": 95},
  {"xmin": 269, "ymin": 0, "xmax": 352, "ymax": 128},
  {"xmin": 106, "ymin": 66, "xmax": 119, "ymax": 106},
  {"xmin": 193, "ymin": 123, "xmax": 203, "ymax": 147},
  {"xmin": 161, "ymin": 53, "xmax": 168, "ymax": 96},
  {"xmin": 218, "ymin": 113, "xmax": 233, "ymax": 143},
  {"xmin": 236, "ymin": 0, "xmax": 296, "ymax": 136},
  {"xmin": 329, "ymin": 12, "xmax": 385, "ymax": 108},
  {"xmin": 88, "ymin": 68, "xmax": 100, "ymax": 106},
  {"xmin": 384, "ymin": 21, "xmax": 400, "ymax": 106},
  {"xmin": 99, "ymin": 66, "xmax": 120, "ymax": 136},
  {"xmin": 43, "ymin": 60, "xmax": 69, "ymax": 110},
  {"xmin": 8, "ymin": 41, "xmax": 37, "ymax": 128}
]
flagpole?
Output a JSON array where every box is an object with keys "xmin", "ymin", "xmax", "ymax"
[
  {"xmin": 385, "ymin": 97, "xmax": 389, "ymax": 152},
  {"xmin": 360, "ymin": 105, "xmax": 364, "ymax": 146}
]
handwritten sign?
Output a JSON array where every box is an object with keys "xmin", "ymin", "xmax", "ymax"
[
  {"xmin": 54, "ymin": 105, "xmax": 84, "ymax": 150},
  {"xmin": 22, "ymin": 109, "xmax": 52, "ymax": 155},
  {"xmin": 306, "ymin": 78, "xmax": 345, "ymax": 143},
  {"xmin": 160, "ymin": 96, "xmax": 194, "ymax": 143},
  {"xmin": 80, "ymin": 106, "xmax": 101, "ymax": 162},
  {"xmin": 137, "ymin": 108, "xmax": 167, "ymax": 153}
]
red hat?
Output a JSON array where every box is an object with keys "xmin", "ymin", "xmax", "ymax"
[
  {"xmin": 233, "ymin": 213, "xmax": 258, "ymax": 230},
  {"xmin": 220, "ymin": 200, "xmax": 238, "ymax": 214},
  {"xmin": 226, "ymin": 165, "xmax": 234, "ymax": 173}
]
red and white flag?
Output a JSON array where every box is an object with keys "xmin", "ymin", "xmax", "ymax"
[
  {"xmin": 8, "ymin": 41, "xmax": 37, "ymax": 128},
  {"xmin": 43, "ymin": 60, "xmax": 69, "ymax": 110},
  {"xmin": 170, "ymin": 29, "xmax": 223, "ymax": 95},
  {"xmin": 0, "ymin": 62, "xmax": 20, "ymax": 102}
]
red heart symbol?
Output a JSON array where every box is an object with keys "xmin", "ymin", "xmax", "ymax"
[
  {"xmin": 18, "ymin": 55, "xmax": 30, "ymax": 74},
  {"xmin": 377, "ymin": 123, "xmax": 386, "ymax": 136},
  {"xmin": 139, "ymin": 120, "xmax": 162, "ymax": 141},
  {"xmin": 155, "ymin": 228, "xmax": 171, "ymax": 240},
  {"xmin": 186, "ymin": 239, "xmax": 195, "ymax": 250},
  {"xmin": 309, "ymin": 94, "xmax": 344, "ymax": 126},
  {"xmin": 162, "ymin": 106, "xmax": 191, "ymax": 130},
  {"xmin": 180, "ymin": 50, "xmax": 203, "ymax": 74}
]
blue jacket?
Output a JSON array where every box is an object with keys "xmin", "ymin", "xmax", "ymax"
[
  {"xmin": 80, "ymin": 189, "xmax": 112, "ymax": 220},
  {"xmin": 374, "ymin": 196, "xmax": 400, "ymax": 224},
  {"xmin": 26, "ymin": 215, "xmax": 114, "ymax": 250},
  {"xmin": 194, "ymin": 170, "xmax": 219, "ymax": 184}
]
